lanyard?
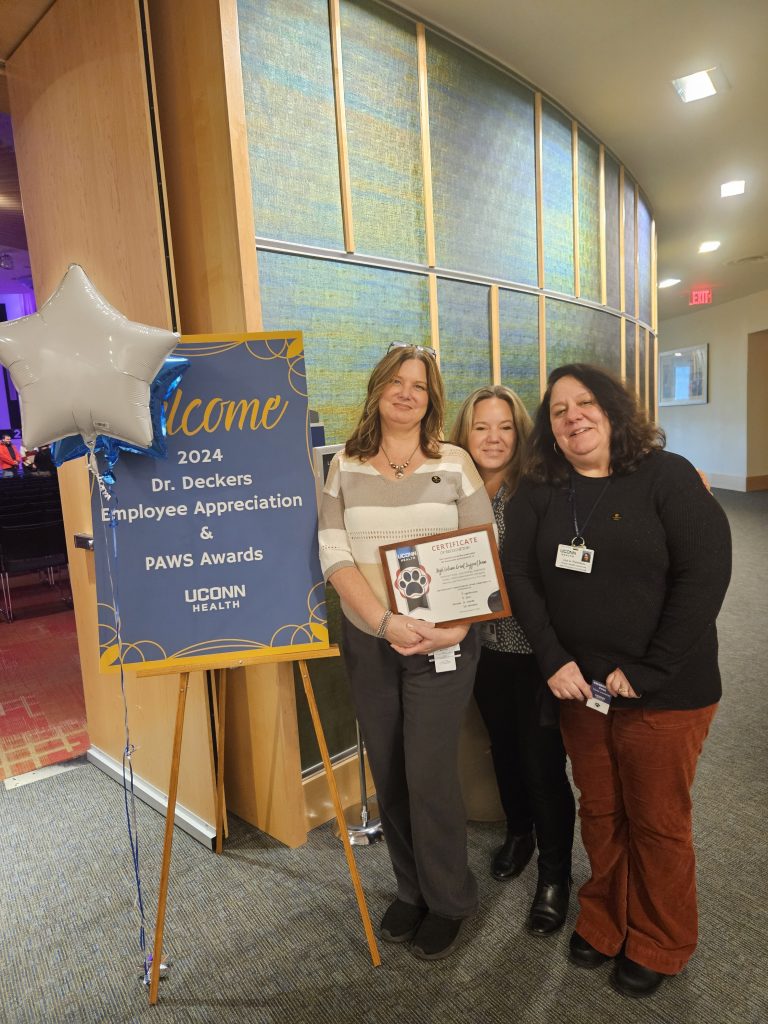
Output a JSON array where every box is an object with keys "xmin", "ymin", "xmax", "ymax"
[{"xmin": 568, "ymin": 473, "xmax": 611, "ymax": 547}]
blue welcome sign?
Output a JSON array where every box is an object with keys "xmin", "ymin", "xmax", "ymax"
[{"xmin": 92, "ymin": 332, "xmax": 329, "ymax": 672}]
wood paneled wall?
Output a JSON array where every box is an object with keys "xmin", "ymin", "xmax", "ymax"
[{"xmin": 7, "ymin": 0, "xmax": 216, "ymax": 825}]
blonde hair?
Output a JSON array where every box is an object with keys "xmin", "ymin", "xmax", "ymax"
[
  {"xmin": 345, "ymin": 347, "xmax": 445, "ymax": 460},
  {"xmin": 449, "ymin": 384, "xmax": 533, "ymax": 495}
]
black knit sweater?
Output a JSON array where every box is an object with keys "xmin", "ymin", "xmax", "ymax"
[{"xmin": 503, "ymin": 450, "xmax": 732, "ymax": 710}]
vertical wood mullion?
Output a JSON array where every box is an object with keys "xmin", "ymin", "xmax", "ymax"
[
  {"xmin": 620, "ymin": 317, "xmax": 626, "ymax": 381},
  {"xmin": 428, "ymin": 272, "xmax": 440, "ymax": 366},
  {"xmin": 653, "ymin": 333, "xmax": 659, "ymax": 422},
  {"xmin": 618, "ymin": 164, "xmax": 626, "ymax": 314},
  {"xmin": 634, "ymin": 322, "xmax": 640, "ymax": 395},
  {"xmin": 651, "ymin": 218, "xmax": 658, "ymax": 333},
  {"xmin": 490, "ymin": 284, "xmax": 500, "ymax": 385},
  {"xmin": 416, "ymin": 23, "xmax": 436, "ymax": 268},
  {"xmin": 328, "ymin": 0, "xmax": 355, "ymax": 253},
  {"xmin": 644, "ymin": 327, "xmax": 650, "ymax": 412},
  {"xmin": 538, "ymin": 294, "xmax": 546, "ymax": 396},
  {"xmin": 598, "ymin": 144, "xmax": 607, "ymax": 305},
  {"xmin": 572, "ymin": 121, "xmax": 580, "ymax": 298},
  {"xmin": 634, "ymin": 183, "xmax": 640, "ymax": 321}
]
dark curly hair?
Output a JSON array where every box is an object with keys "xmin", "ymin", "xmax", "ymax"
[{"xmin": 525, "ymin": 363, "xmax": 665, "ymax": 484}]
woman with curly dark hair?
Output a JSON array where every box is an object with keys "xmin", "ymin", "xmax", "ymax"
[{"xmin": 503, "ymin": 364, "xmax": 731, "ymax": 998}]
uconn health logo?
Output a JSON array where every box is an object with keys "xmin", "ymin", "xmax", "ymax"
[{"xmin": 184, "ymin": 583, "xmax": 246, "ymax": 613}]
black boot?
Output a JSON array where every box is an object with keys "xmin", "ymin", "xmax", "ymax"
[
  {"xmin": 491, "ymin": 829, "xmax": 535, "ymax": 881},
  {"xmin": 527, "ymin": 876, "xmax": 571, "ymax": 935}
]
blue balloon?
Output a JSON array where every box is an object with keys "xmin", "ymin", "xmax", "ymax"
[{"xmin": 51, "ymin": 355, "xmax": 190, "ymax": 468}]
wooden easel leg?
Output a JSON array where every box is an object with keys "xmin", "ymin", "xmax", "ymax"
[
  {"xmin": 298, "ymin": 660, "xmax": 381, "ymax": 967},
  {"xmin": 149, "ymin": 671, "xmax": 190, "ymax": 1005},
  {"xmin": 215, "ymin": 667, "xmax": 228, "ymax": 854}
]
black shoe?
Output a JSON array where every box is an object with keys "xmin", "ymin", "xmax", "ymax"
[
  {"xmin": 610, "ymin": 956, "xmax": 667, "ymax": 998},
  {"xmin": 491, "ymin": 830, "xmax": 535, "ymax": 881},
  {"xmin": 380, "ymin": 899, "xmax": 426, "ymax": 943},
  {"xmin": 527, "ymin": 878, "xmax": 571, "ymax": 935},
  {"xmin": 410, "ymin": 912, "xmax": 468, "ymax": 961},
  {"xmin": 568, "ymin": 930, "xmax": 612, "ymax": 968}
]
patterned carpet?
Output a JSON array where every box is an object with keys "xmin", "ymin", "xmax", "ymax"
[
  {"xmin": 0, "ymin": 490, "xmax": 765, "ymax": 1024},
  {"xmin": 0, "ymin": 580, "xmax": 86, "ymax": 780}
]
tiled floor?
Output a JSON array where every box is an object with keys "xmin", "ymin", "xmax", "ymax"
[{"xmin": 0, "ymin": 574, "xmax": 87, "ymax": 780}]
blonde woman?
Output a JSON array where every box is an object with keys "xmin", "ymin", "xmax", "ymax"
[
  {"xmin": 450, "ymin": 385, "xmax": 575, "ymax": 934},
  {"xmin": 319, "ymin": 345, "xmax": 494, "ymax": 960}
]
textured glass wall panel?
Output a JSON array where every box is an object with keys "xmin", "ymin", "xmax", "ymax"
[
  {"xmin": 638, "ymin": 327, "xmax": 647, "ymax": 407},
  {"xmin": 499, "ymin": 290, "xmax": 540, "ymax": 413},
  {"xmin": 638, "ymin": 193, "xmax": 653, "ymax": 325},
  {"xmin": 340, "ymin": 0, "xmax": 425, "ymax": 262},
  {"xmin": 238, "ymin": 0, "xmax": 343, "ymax": 248},
  {"xmin": 578, "ymin": 133, "xmax": 601, "ymax": 303},
  {"xmin": 542, "ymin": 102, "xmax": 574, "ymax": 294},
  {"xmin": 604, "ymin": 155, "xmax": 620, "ymax": 310},
  {"xmin": 649, "ymin": 334, "xmax": 657, "ymax": 417},
  {"xmin": 624, "ymin": 175, "xmax": 636, "ymax": 314},
  {"xmin": 625, "ymin": 322, "xmax": 636, "ymax": 391},
  {"xmin": 546, "ymin": 299, "xmax": 621, "ymax": 376},
  {"xmin": 258, "ymin": 251, "xmax": 430, "ymax": 443},
  {"xmin": 427, "ymin": 33, "xmax": 537, "ymax": 285},
  {"xmin": 437, "ymin": 279, "xmax": 492, "ymax": 427}
]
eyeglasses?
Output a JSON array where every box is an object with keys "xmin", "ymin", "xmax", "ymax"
[{"xmin": 386, "ymin": 342, "xmax": 437, "ymax": 360}]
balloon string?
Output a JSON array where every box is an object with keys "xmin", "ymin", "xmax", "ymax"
[{"xmin": 89, "ymin": 445, "xmax": 152, "ymax": 983}]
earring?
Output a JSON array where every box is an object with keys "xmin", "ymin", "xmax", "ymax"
[{"xmin": 553, "ymin": 440, "xmax": 561, "ymax": 455}]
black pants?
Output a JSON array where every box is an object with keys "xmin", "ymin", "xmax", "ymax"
[
  {"xmin": 341, "ymin": 616, "xmax": 479, "ymax": 919},
  {"xmin": 473, "ymin": 646, "xmax": 575, "ymax": 883}
]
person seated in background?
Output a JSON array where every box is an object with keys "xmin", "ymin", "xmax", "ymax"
[
  {"xmin": 0, "ymin": 433, "xmax": 20, "ymax": 477},
  {"xmin": 450, "ymin": 385, "xmax": 575, "ymax": 935}
]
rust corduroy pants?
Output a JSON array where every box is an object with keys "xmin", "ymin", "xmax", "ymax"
[{"xmin": 560, "ymin": 700, "xmax": 717, "ymax": 975}]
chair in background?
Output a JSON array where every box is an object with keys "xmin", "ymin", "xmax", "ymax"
[{"xmin": 0, "ymin": 520, "xmax": 70, "ymax": 622}]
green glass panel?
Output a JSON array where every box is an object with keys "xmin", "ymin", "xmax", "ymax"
[
  {"xmin": 499, "ymin": 289, "xmax": 540, "ymax": 414},
  {"xmin": 638, "ymin": 193, "xmax": 653, "ymax": 325},
  {"xmin": 546, "ymin": 299, "xmax": 621, "ymax": 376},
  {"xmin": 426, "ymin": 33, "xmax": 538, "ymax": 285},
  {"xmin": 340, "ymin": 0, "xmax": 426, "ymax": 262},
  {"xmin": 437, "ymin": 279, "xmax": 492, "ymax": 429},
  {"xmin": 542, "ymin": 102, "xmax": 574, "ymax": 294},
  {"xmin": 604, "ymin": 155, "xmax": 620, "ymax": 310},
  {"xmin": 626, "ymin": 323, "xmax": 636, "ymax": 390},
  {"xmin": 258, "ymin": 251, "xmax": 431, "ymax": 445},
  {"xmin": 624, "ymin": 174, "xmax": 636, "ymax": 315},
  {"xmin": 578, "ymin": 133, "xmax": 601, "ymax": 304},
  {"xmin": 638, "ymin": 328, "xmax": 647, "ymax": 406},
  {"xmin": 238, "ymin": 0, "xmax": 343, "ymax": 249}
]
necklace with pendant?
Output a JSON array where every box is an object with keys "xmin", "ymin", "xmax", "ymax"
[{"xmin": 380, "ymin": 442, "xmax": 420, "ymax": 479}]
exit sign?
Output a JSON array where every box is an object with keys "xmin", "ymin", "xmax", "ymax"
[{"xmin": 689, "ymin": 288, "xmax": 712, "ymax": 306}]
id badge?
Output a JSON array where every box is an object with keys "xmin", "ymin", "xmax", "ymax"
[
  {"xmin": 586, "ymin": 680, "xmax": 612, "ymax": 714},
  {"xmin": 555, "ymin": 543, "xmax": 595, "ymax": 573},
  {"xmin": 432, "ymin": 644, "xmax": 460, "ymax": 673}
]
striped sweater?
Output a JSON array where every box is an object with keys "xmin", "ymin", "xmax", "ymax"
[{"xmin": 318, "ymin": 443, "xmax": 494, "ymax": 635}]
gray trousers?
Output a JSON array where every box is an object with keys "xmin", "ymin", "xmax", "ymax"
[{"xmin": 341, "ymin": 616, "xmax": 479, "ymax": 919}]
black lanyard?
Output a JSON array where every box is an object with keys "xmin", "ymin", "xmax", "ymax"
[{"xmin": 568, "ymin": 473, "xmax": 612, "ymax": 547}]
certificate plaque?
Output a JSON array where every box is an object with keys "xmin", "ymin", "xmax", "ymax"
[{"xmin": 379, "ymin": 526, "xmax": 511, "ymax": 627}]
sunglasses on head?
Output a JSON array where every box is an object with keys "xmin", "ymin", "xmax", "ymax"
[{"xmin": 386, "ymin": 342, "xmax": 437, "ymax": 360}]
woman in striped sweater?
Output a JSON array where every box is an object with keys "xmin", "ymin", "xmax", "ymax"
[{"xmin": 318, "ymin": 344, "xmax": 494, "ymax": 961}]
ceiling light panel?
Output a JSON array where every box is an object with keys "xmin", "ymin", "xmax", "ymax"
[
  {"xmin": 698, "ymin": 241, "xmax": 721, "ymax": 253},
  {"xmin": 720, "ymin": 180, "xmax": 745, "ymax": 197},
  {"xmin": 672, "ymin": 70, "xmax": 717, "ymax": 103},
  {"xmin": 658, "ymin": 278, "xmax": 681, "ymax": 288}
]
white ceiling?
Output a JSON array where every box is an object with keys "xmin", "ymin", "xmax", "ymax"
[
  {"xmin": 0, "ymin": 0, "xmax": 766, "ymax": 322},
  {"xmin": 397, "ymin": 0, "xmax": 768, "ymax": 323}
]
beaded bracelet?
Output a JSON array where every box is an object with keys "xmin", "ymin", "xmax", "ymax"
[{"xmin": 376, "ymin": 609, "xmax": 393, "ymax": 638}]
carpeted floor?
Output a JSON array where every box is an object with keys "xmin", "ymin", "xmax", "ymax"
[
  {"xmin": 0, "ymin": 582, "xmax": 86, "ymax": 781},
  {"xmin": 0, "ymin": 489, "xmax": 766, "ymax": 1024}
]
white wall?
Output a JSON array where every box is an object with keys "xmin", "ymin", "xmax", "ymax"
[{"xmin": 659, "ymin": 289, "xmax": 768, "ymax": 490}]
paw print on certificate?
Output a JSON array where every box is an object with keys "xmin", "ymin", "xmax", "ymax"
[{"xmin": 395, "ymin": 565, "xmax": 431, "ymax": 600}]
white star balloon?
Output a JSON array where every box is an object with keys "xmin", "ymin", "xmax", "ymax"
[{"xmin": 0, "ymin": 264, "xmax": 178, "ymax": 449}]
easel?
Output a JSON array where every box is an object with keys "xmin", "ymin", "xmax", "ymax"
[{"xmin": 140, "ymin": 646, "xmax": 381, "ymax": 1007}]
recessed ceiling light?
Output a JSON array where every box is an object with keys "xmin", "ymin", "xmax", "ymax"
[
  {"xmin": 674, "ymin": 352, "xmax": 683, "ymax": 357},
  {"xmin": 671, "ymin": 69, "xmax": 718, "ymax": 103},
  {"xmin": 720, "ymin": 180, "xmax": 745, "ymax": 197},
  {"xmin": 698, "ymin": 241, "xmax": 721, "ymax": 253},
  {"xmin": 658, "ymin": 278, "xmax": 681, "ymax": 288}
]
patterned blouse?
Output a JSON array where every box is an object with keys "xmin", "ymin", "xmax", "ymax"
[{"xmin": 481, "ymin": 485, "xmax": 533, "ymax": 655}]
